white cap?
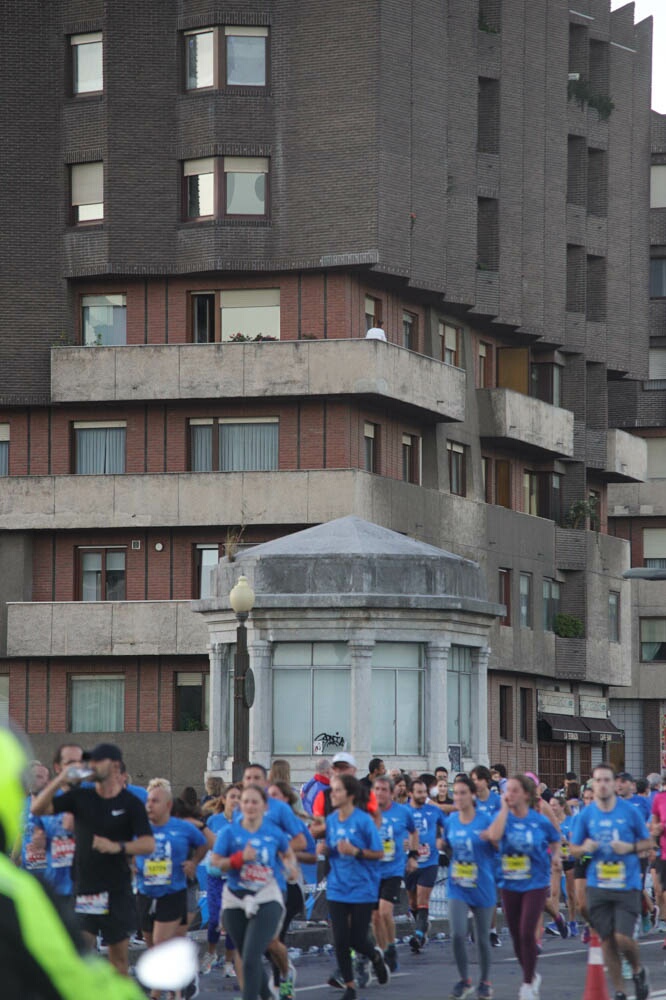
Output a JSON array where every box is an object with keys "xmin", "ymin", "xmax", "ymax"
[{"xmin": 331, "ymin": 752, "xmax": 357, "ymax": 768}]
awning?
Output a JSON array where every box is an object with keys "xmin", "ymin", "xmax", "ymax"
[
  {"xmin": 581, "ymin": 716, "xmax": 623, "ymax": 744},
  {"xmin": 538, "ymin": 713, "xmax": 590, "ymax": 742}
]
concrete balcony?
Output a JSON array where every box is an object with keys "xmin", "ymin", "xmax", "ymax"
[
  {"xmin": 609, "ymin": 579, "xmax": 666, "ymax": 699},
  {"xmin": 50, "ymin": 340, "xmax": 466, "ymax": 423},
  {"xmin": 476, "ymin": 388, "xmax": 574, "ymax": 458},
  {"xmin": 604, "ymin": 429, "xmax": 646, "ymax": 483},
  {"xmin": 609, "ymin": 479, "xmax": 666, "ymax": 518},
  {"xmin": 5, "ymin": 600, "xmax": 208, "ymax": 658}
]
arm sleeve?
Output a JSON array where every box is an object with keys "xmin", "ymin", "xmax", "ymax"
[
  {"xmin": 187, "ymin": 824, "xmax": 208, "ymax": 849},
  {"xmin": 404, "ymin": 808, "xmax": 416, "ymax": 833},
  {"xmin": 213, "ymin": 828, "xmax": 231, "ymax": 856}
]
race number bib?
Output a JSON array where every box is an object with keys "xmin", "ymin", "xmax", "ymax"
[
  {"xmin": 596, "ymin": 861, "xmax": 626, "ymax": 889},
  {"xmin": 451, "ymin": 860, "xmax": 478, "ymax": 888},
  {"xmin": 417, "ymin": 843, "xmax": 431, "ymax": 863},
  {"xmin": 24, "ymin": 842, "xmax": 47, "ymax": 870},
  {"xmin": 240, "ymin": 862, "xmax": 272, "ymax": 891},
  {"xmin": 76, "ymin": 892, "xmax": 109, "ymax": 915},
  {"xmin": 51, "ymin": 835, "xmax": 75, "ymax": 869},
  {"xmin": 501, "ymin": 854, "xmax": 531, "ymax": 881},
  {"xmin": 382, "ymin": 838, "xmax": 396, "ymax": 862},
  {"xmin": 144, "ymin": 858, "xmax": 173, "ymax": 886}
]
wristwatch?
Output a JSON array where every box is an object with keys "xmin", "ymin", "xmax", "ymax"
[
  {"xmin": 118, "ymin": 841, "xmax": 126, "ymax": 856},
  {"xmin": 355, "ymin": 848, "xmax": 364, "ymax": 860}
]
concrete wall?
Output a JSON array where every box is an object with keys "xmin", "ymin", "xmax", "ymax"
[
  {"xmin": 0, "ymin": 533, "xmax": 32, "ymax": 656},
  {"xmin": 476, "ymin": 388, "xmax": 574, "ymax": 457}
]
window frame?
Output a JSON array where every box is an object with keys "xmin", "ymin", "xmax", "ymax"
[
  {"xmin": 364, "ymin": 421, "xmax": 379, "ymax": 474},
  {"xmin": 188, "ymin": 417, "xmax": 279, "ymax": 472},
  {"xmin": 519, "ymin": 687, "xmax": 533, "ymax": 743},
  {"xmin": 439, "ymin": 321, "xmax": 463, "ymax": 367},
  {"xmin": 543, "ymin": 577, "xmax": 561, "ymax": 632},
  {"xmin": 402, "ymin": 311, "xmax": 417, "ymax": 350},
  {"xmin": 272, "ymin": 642, "xmax": 352, "ymax": 755},
  {"xmin": 190, "ymin": 291, "xmax": 217, "ymax": 343},
  {"xmin": 640, "ymin": 618, "xmax": 666, "ymax": 662},
  {"xmin": 519, "ymin": 572, "xmax": 532, "ymax": 629},
  {"xmin": 70, "ymin": 161, "xmax": 104, "ymax": 225},
  {"xmin": 69, "ymin": 674, "xmax": 124, "ymax": 733},
  {"xmin": 184, "ymin": 28, "xmax": 218, "ymax": 91},
  {"xmin": 402, "ymin": 433, "xmax": 421, "ymax": 485},
  {"xmin": 223, "ymin": 26, "xmax": 269, "ymax": 89},
  {"xmin": 608, "ymin": 591, "xmax": 620, "ymax": 643},
  {"xmin": 194, "ymin": 544, "xmax": 220, "ymax": 599},
  {"xmin": 447, "ymin": 440, "xmax": 467, "ymax": 496},
  {"xmin": 174, "ymin": 672, "xmax": 210, "ymax": 731},
  {"xmin": 477, "ymin": 341, "xmax": 492, "ymax": 388},
  {"xmin": 76, "ymin": 546, "xmax": 127, "ymax": 602},
  {"xmin": 182, "ymin": 157, "xmax": 270, "ymax": 221},
  {"xmin": 499, "ymin": 568, "xmax": 511, "ymax": 626},
  {"xmin": 70, "ymin": 31, "xmax": 103, "ymax": 97},
  {"xmin": 81, "ymin": 293, "xmax": 127, "ymax": 347},
  {"xmin": 72, "ymin": 420, "xmax": 126, "ymax": 475},
  {"xmin": 650, "ymin": 258, "xmax": 666, "ymax": 299},
  {"xmin": 0, "ymin": 424, "xmax": 9, "ymax": 477},
  {"xmin": 364, "ymin": 295, "xmax": 382, "ymax": 331},
  {"xmin": 499, "ymin": 684, "xmax": 512, "ymax": 741}
]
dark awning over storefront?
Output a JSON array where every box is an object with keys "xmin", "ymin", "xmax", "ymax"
[
  {"xmin": 538, "ymin": 713, "xmax": 590, "ymax": 742},
  {"xmin": 581, "ymin": 716, "xmax": 623, "ymax": 743}
]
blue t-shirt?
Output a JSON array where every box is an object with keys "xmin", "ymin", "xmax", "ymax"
[
  {"xmin": 570, "ymin": 799, "xmax": 649, "ymax": 891},
  {"xmin": 35, "ymin": 812, "xmax": 76, "ymax": 895},
  {"xmin": 410, "ymin": 802, "xmax": 445, "ymax": 868},
  {"xmin": 445, "ymin": 810, "xmax": 497, "ymax": 909},
  {"xmin": 233, "ymin": 797, "xmax": 304, "ymax": 890},
  {"xmin": 136, "ymin": 817, "xmax": 206, "ymax": 897},
  {"xmin": 378, "ymin": 803, "xmax": 416, "ymax": 879},
  {"xmin": 627, "ymin": 795, "xmax": 651, "ymax": 824},
  {"xmin": 20, "ymin": 798, "xmax": 48, "ymax": 874},
  {"xmin": 214, "ymin": 818, "xmax": 290, "ymax": 895},
  {"xmin": 475, "ymin": 793, "xmax": 501, "ymax": 820},
  {"xmin": 325, "ymin": 807, "xmax": 382, "ymax": 903},
  {"xmin": 499, "ymin": 809, "xmax": 560, "ymax": 892}
]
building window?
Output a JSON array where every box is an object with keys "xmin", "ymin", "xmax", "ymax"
[
  {"xmin": 499, "ymin": 684, "xmax": 512, "ymax": 741},
  {"xmin": 74, "ymin": 422, "xmax": 126, "ymax": 474},
  {"xmin": 646, "ymin": 439, "xmax": 666, "ymax": 479},
  {"xmin": 608, "ymin": 592, "xmax": 620, "ymax": 643},
  {"xmin": 220, "ymin": 289, "xmax": 280, "ymax": 341},
  {"xmin": 364, "ymin": 296, "xmax": 382, "ymax": 331},
  {"xmin": 519, "ymin": 573, "xmax": 532, "ymax": 629},
  {"xmin": 439, "ymin": 321, "xmax": 462, "ymax": 366},
  {"xmin": 650, "ymin": 165, "xmax": 666, "ymax": 209},
  {"xmin": 195, "ymin": 545, "xmax": 219, "ymax": 599},
  {"xmin": 481, "ymin": 457, "xmax": 491, "ymax": 503},
  {"xmin": 543, "ymin": 578, "xmax": 561, "ymax": 631},
  {"xmin": 447, "ymin": 441, "xmax": 466, "ymax": 496},
  {"xmin": 183, "ymin": 158, "xmax": 215, "ymax": 218},
  {"xmin": 495, "ymin": 459, "xmax": 511, "ymax": 508},
  {"xmin": 191, "ymin": 293, "xmax": 216, "ymax": 343},
  {"xmin": 650, "ymin": 260, "xmax": 666, "ymax": 299},
  {"xmin": 225, "ymin": 157, "xmax": 269, "ymax": 216},
  {"xmin": 589, "ymin": 489, "xmax": 601, "ymax": 531},
  {"xmin": 0, "ymin": 425, "xmax": 8, "ymax": 476},
  {"xmin": 219, "ymin": 419, "xmax": 278, "ymax": 471},
  {"xmin": 640, "ymin": 619, "xmax": 666, "ymax": 661},
  {"xmin": 477, "ymin": 197, "xmax": 499, "ymax": 269},
  {"xmin": 185, "ymin": 29, "xmax": 216, "ymax": 90},
  {"xmin": 477, "ymin": 342, "xmax": 491, "ymax": 387},
  {"xmin": 175, "ymin": 673, "xmax": 209, "ymax": 731},
  {"xmin": 447, "ymin": 645, "xmax": 473, "ymax": 758},
  {"xmin": 190, "ymin": 419, "xmax": 214, "ymax": 472},
  {"xmin": 82, "ymin": 294, "xmax": 126, "ymax": 346},
  {"xmin": 523, "ymin": 470, "xmax": 561, "ymax": 521},
  {"xmin": 402, "ymin": 434, "xmax": 421, "ymax": 485},
  {"xmin": 225, "ymin": 27, "xmax": 268, "ymax": 87},
  {"xmin": 519, "ymin": 687, "xmax": 532, "ymax": 742},
  {"xmin": 644, "ymin": 528, "xmax": 666, "ymax": 569},
  {"xmin": 78, "ymin": 548, "xmax": 126, "ymax": 601},
  {"xmin": 70, "ymin": 675, "xmax": 124, "ymax": 732},
  {"xmin": 71, "ymin": 162, "xmax": 103, "ymax": 223},
  {"xmin": 70, "ymin": 32, "xmax": 103, "ymax": 95},
  {"xmin": 364, "ymin": 422, "xmax": 379, "ymax": 473},
  {"xmin": 477, "ymin": 77, "xmax": 500, "ymax": 154},
  {"xmin": 499, "ymin": 569, "xmax": 511, "ymax": 626},
  {"xmin": 272, "ymin": 642, "xmax": 351, "ymax": 754},
  {"xmin": 649, "ymin": 348, "xmax": 666, "ymax": 379},
  {"xmin": 372, "ymin": 643, "xmax": 424, "ymax": 755},
  {"xmin": 530, "ymin": 362, "xmax": 562, "ymax": 407},
  {"xmin": 0, "ymin": 675, "xmax": 7, "ymax": 726},
  {"xmin": 402, "ymin": 311, "xmax": 416, "ymax": 350}
]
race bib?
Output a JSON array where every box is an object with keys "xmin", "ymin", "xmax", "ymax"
[
  {"xmin": 51, "ymin": 835, "xmax": 75, "ymax": 869},
  {"xmin": 144, "ymin": 858, "xmax": 173, "ymax": 886},
  {"xmin": 417, "ymin": 842, "xmax": 431, "ymax": 863},
  {"xmin": 452, "ymin": 860, "xmax": 478, "ymax": 888},
  {"xmin": 596, "ymin": 861, "xmax": 626, "ymax": 889},
  {"xmin": 76, "ymin": 891, "xmax": 109, "ymax": 915},
  {"xmin": 240, "ymin": 862, "xmax": 272, "ymax": 891},
  {"xmin": 24, "ymin": 843, "xmax": 47, "ymax": 870},
  {"xmin": 502, "ymin": 854, "xmax": 531, "ymax": 880},
  {"xmin": 382, "ymin": 838, "xmax": 396, "ymax": 862}
]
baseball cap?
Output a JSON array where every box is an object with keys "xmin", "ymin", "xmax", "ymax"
[
  {"xmin": 616, "ymin": 771, "xmax": 633, "ymax": 782},
  {"xmin": 331, "ymin": 752, "xmax": 357, "ymax": 768},
  {"xmin": 83, "ymin": 742, "xmax": 123, "ymax": 763}
]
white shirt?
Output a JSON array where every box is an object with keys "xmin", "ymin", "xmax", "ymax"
[{"xmin": 365, "ymin": 327, "xmax": 387, "ymax": 341}]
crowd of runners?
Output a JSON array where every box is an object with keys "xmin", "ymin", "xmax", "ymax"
[{"xmin": 15, "ymin": 740, "xmax": 666, "ymax": 1000}]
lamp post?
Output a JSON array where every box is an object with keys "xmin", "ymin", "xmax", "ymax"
[{"xmin": 229, "ymin": 575, "xmax": 256, "ymax": 783}]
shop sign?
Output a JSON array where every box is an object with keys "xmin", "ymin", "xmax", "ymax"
[
  {"xmin": 537, "ymin": 690, "xmax": 575, "ymax": 715},
  {"xmin": 562, "ymin": 731, "xmax": 580, "ymax": 741},
  {"xmin": 579, "ymin": 696, "xmax": 608, "ymax": 719}
]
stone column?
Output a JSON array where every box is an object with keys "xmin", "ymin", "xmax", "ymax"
[
  {"xmin": 349, "ymin": 637, "xmax": 375, "ymax": 764},
  {"xmin": 472, "ymin": 646, "xmax": 491, "ymax": 766},
  {"xmin": 425, "ymin": 638, "xmax": 451, "ymax": 771},
  {"xmin": 248, "ymin": 636, "xmax": 272, "ymax": 769},
  {"xmin": 207, "ymin": 642, "xmax": 229, "ymax": 774}
]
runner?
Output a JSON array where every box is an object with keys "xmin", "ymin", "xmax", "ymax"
[
  {"xmin": 16, "ymin": 759, "xmax": 50, "ymax": 879},
  {"xmin": 201, "ymin": 782, "xmax": 242, "ymax": 976},
  {"xmin": 34, "ymin": 743, "xmax": 85, "ymax": 907},
  {"xmin": 407, "ymin": 777, "xmax": 446, "ymax": 952},
  {"xmin": 445, "ymin": 774, "xmax": 497, "ymax": 1000},
  {"xmin": 573, "ymin": 784, "xmax": 595, "ymax": 943},
  {"xmin": 650, "ymin": 776, "xmax": 666, "ymax": 946},
  {"xmin": 471, "ymin": 765, "xmax": 502, "ymax": 948},
  {"xmin": 323, "ymin": 773, "xmax": 389, "ymax": 1000},
  {"xmin": 570, "ymin": 763, "xmax": 651, "ymax": 1000},
  {"xmin": 212, "ymin": 784, "xmax": 299, "ymax": 1000},
  {"xmin": 482, "ymin": 773, "xmax": 561, "ymax": 1000},
  {"xmin": 371, "ymin": 775, "xmax": 418, "ymax": 972},
  {"xmin": 544, "ymin": 796, "xmax": 572, "ymax": 938}
]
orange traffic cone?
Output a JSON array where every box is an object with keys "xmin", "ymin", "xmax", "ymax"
[{"xmin": 582, "ymin": 930, "xmax": 610, "ymax": 1000}]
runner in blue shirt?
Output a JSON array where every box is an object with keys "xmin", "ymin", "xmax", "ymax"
[
  {"xmin": 570, "ymin": 763, "xmax": 651, "ymax": 1000},
  {"xmin": 34, "ymin": 743, "xmax": 87, "ymax": 902},
  {"xmin": 371, "ymin": 776, "xmax": 418, "ymax": 972},
  {"xmin": 200, "ymin": 783, "xmax": 242, "ymax": 977},
  {"xmin": 407, "ymin": 778, "xmax": 446, "ymax": 952},
  {"xmin": 471, "ymin": 765, "xmax": 502, "ymax": 948},
  {"xmin": 483, "ymin": 773, "xmax": 561, "ymax": 1000},
  {"xmin": 445, "ymin": 775, "xmax": 497, "ymax": 1000}
]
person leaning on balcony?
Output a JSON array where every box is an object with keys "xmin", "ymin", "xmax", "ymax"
[{"xmin": 365, "ymin": 323, "xmax": 387, "ymax": 341}]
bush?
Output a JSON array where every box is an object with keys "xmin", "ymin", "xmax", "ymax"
[{"xmin": 553, "ymin": 613, "xmax": 584, "ymax": 638}]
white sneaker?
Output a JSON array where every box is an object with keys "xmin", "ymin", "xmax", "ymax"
[
  {"xmin": 288, "ymin": 960, "xmax": 297, "ymax": 987},
  {"xmin": 531, "ymin": 972, "xmax": 542, "ymax": 998},
  {"xmin": 223, "ymin": 961, "xmax": 236, "ymax": 978},
  {"xmin": 200, "ymin": 952, "xmax": 216, "ymax": 976},
  {"xmin": 518, "ymin": 984, "xmax": 534, "ymax": 1000}
]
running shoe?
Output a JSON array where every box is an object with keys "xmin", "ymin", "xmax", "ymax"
[
  {"xmin": 641, "ymin": 913, "xmax": 651, "ymax": 935},
  {"xmin": 489, "ymin": 929, "xmax": 502, "ymax": 948},
  {"xmin": 518, "ymin": 984, "xmax": 534, "ymax": 1000},
  {"xmin": 341, "ymin": 989, "xmax": 357, "ymax": 1000},
  {"xmin": 328, "ymin": 970, "xmax": 345, "ymax": 989},
  {"xmin": 129, "ymin": 933, "xmax": 147, "ymax": 949},
  {"xmin": 476, "ymin": 984, "xmax": 494, "ymax": 1000},
  {"xmin": 223, "ymin": 961, "xmax": 236, "ymax": 977},
  {"xmin": 409, "ymin": 929, "xmax": 424, "ymax": 953},
  {"xmin": 200, "ymin": 952, "xmax": 216, "ymax": 976},
  {"xmin": 370, "ymin": 946, "xmax": 390, "ymax": 986},
  {"xmin": 554, "ymin": 913, "xmax": 569, "ymax": 939},
  {"xmin": 183, "ymin": 975, "xmax": 200, "ymax": 1000},
  {"xmin": 535, "ymin": 942, "xmax": 543, "ymax": 956},
  {"xmin": 652, "ymin": 904, "xmax": 660, "ymax": 928},
  {"xmin": 531, "ymin": 972, "xmax": 541, "ymax": 999},
  {"xmin": 581, "ymin": 925, "xmax": 591, "ymax": 944},
  {"xmin": 613, "ymin": 993, "xmax": 628, "ymax": 1000},
  {"xmin": 568, "ymin": 920, "xmax": 579, "ymax": 937},
  {"xmin": 544, "ymin": 921, "xmax": 559, "ymax": 937},
  {"xmin": 384, "ymin": 943, "xmax": 399, "ymax": 972},
  {"xmin": 449, "ymin": 980, "xmax": 474, "ymax": 999},
  {"xmin": 279, "ymin": 981, "xmax": 294, "ymax": 1000},
  {"xmin": 355, "ymin": 956, "xmax": 372, "ymax": 989},
  {"xmin": 620, "ymin": 957, "xmax": 632, "ymax": 980},
  {"xmin": 633, "ymin": 965, "xmax": 650, "ymax": 1000}
]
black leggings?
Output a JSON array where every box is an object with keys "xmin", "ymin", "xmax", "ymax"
[
  {"xmin": 223, "ymin": 901, "xmax": 284, "ymax": 1000},
  {"xmin": 328, "ymin": 900, "xmax": 377, "ymax": 985}
]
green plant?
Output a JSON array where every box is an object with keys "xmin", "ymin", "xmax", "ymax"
[
  {"xmin": 567, "ymin": 78, "xmax": 615, "ymax": 121},
  {"xmin": 225, "ymin": 525, "xmax": 245, "ymax": 562},
  {"xmin": 301, "ymin": 334, "xmax": 319, "ymax": 340},
  {"xmin": 227, "ymin": 332, "xmax": 277, "ymax": 342},
  {"xmin": 180, "ymin": 713, "xmax": 204, "ymax": 731},
  {"xmin": 478, "ymin": 13, "xmax": 499, "ymax": 33},
  {"xmin": 553, "ymin": 613, "xmax": 584, "ymax": 638},
  {"xmin": 563, "ymin": 495, "xmax": 599, "ymax": 530}
]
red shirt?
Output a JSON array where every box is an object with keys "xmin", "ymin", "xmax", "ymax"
[
  {"xmin": 651, "ymin": 790, "xmax": 666, "ymax": 859},
  {"xmin": 313, "ymin": 788, "xmax": 378, "ymax": 817}
]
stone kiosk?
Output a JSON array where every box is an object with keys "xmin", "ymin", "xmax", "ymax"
[{"xmin": 193, "ymin": 516, "xmax": 503, "ymax": 781}]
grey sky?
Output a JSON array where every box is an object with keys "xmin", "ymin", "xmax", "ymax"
[{"xmin": 609, "ymin": 0, "xmax": 665, "ymax": 111}]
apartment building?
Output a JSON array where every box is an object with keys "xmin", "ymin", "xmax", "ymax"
[{"xmin": 0, "ymin": 0, "xmax": 652, "ymax": 786}]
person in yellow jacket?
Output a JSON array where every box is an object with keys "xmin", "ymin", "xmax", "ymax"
[{"xmin": 0, "ymin": 724, "xmax": 144, "ymax": 1000}]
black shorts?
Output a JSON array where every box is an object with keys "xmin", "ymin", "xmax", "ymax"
[
  {"xmin": 405, "ymin": 865, "xmax": 438, "ymax": 892},
  {"xmin": 655, "ymin": 858, "xmax": 666, "ymax": 884},
  {"xmin": 586, "ymin": 887, "xmax": 641, "ymax": 940},
  {"xmin": 573, "ymin": 857, "xmax": 591, "ymax": 880},
  {"xmin": 562, "ymin": 859, "xmax": 576, "ymax": 872},
  {"xmin": 377, "ymin": 876, "xmax": 402, "ymax": 905},
  {"xmin": 138, "ymin": 888, "xmax": 188, "ymax": 931},
  {"xmin": 77, "ymin": 887, "xmax": 137, "ymax": 945}
]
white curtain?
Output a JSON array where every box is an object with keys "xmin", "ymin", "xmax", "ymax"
[
  {"xmin": 219, "ymin": 423, "xmax": 277, "ymax": 471},
  {"xmin": 71, "ymin": 678, "xmax": 124, "ymax": 732},
  {"xmin": 76, "ymin": 428, "xmax": 125, "ymax": 474},
  {"xmin": 191, "ymin": 425, "xmax": 213, "ymax": 472}
]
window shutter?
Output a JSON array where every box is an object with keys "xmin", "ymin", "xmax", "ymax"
[
  {"xmin": 71, "ymin": 162, "xmax": 103, "ymax": 205},
  {"xmin": 643, "ymin": 528, "xmax": 666, "ymax": 559}
]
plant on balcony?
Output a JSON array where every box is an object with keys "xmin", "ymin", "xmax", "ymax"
[
  {"xmin": 228, "ymin": 332, "xmax": 278, "ymax": 342},
  {"xmin": 553, "ymin": 613, "xmax": 584, "ymax": 638},
  {"xmin": 563, "ymin": 495, "xmax": 599, "ymax": 530},
  {"xmin": 567, "ymin": 78, "xmax": 615, "ymax": 121},
  {"xmin": 225, "ymin": 525, "xmax": 245, "ymax": 562},
  {"xmin": 478, "ymin": 12, "xmax": 499, "ymax": 33}
]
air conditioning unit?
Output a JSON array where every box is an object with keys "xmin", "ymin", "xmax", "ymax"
[
  {"xmin": 568, "ymin": 73, "xmax": 580, "ymax": 82},
  {"xmin": 131, "ymin": 540, "xmax": 141, "ymax": 550}
]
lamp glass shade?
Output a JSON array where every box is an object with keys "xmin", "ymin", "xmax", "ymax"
[{"xmin": 229, "ymin": 575, "xmax": 255, "ymax": 614}]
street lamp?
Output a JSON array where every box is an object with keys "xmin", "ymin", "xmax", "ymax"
[{"xmin": 229, "ymin": 575, "xmax": 256, "ymax": 782}]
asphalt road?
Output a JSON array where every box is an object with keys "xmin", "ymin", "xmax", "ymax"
[{"xmin": 188, "ymin": 929, "xmax": 666, "ymax": 999}]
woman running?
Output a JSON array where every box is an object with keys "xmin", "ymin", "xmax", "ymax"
[
  {"xmin": 572, "ymin": 784, "xmax": 594, "ymax": 942},
  {"xmin": 201, "ymin": 782, "xmax": 242, "ymax": 976},
  {"xmin": 445, "ymin": 774, "xmax": 497, "ymax": 1000},
  {"xmin": 323, "ymin": 773, "xmax": 389, "ymax": 1000},
  {"xmin": 483, "ymin": 773, "xmax": 561, "ymax": 1000},
  {"xmin": 212, "ymin": 784, "xmax": 298, "ymax": 1000}
]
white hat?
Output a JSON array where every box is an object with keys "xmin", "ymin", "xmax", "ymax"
[{"xmin": 331, "ymin": 752, "xmax": 357, "ymax": 768}]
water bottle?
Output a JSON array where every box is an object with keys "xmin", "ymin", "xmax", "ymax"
[{"xmin": 66, "ymin": 765, "xmax": 95, "ymax": 782}]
